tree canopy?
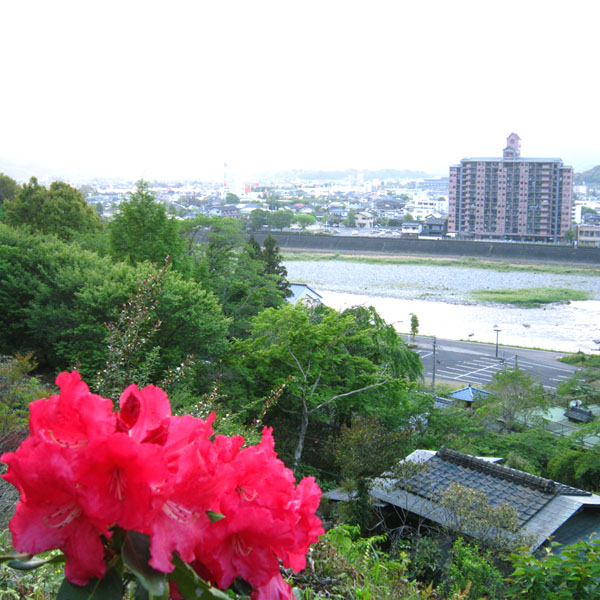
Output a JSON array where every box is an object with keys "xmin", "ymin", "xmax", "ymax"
[
  {"xmin": 4, "ymin": 177, "xmax": 102, "ymax": 241},
  {"xmin": 0, "ymin": 173, "xmax": 18, "ymax": 217},
  {"xmin": 109, "ymin": 180, "xmax": 184, "ymax": 266},
  {"xmin": 230, "ymin": 303, "xmax": 422, "ymax": 469},
  {"xmin": 0, "ymin": 223, "xmax": 229, "ymax": 384},
  {"xmin": 268, "ymin": 210, "xmax": 293, "ymax": 230}
]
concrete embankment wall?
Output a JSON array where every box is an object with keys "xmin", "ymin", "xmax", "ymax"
[{"xmin": 252, "ymin": 232, "xmax": 600, "ymax": 265}]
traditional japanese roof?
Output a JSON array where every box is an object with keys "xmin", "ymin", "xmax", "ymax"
[{"xmin": 369, "ymin": 447, "xmax": 600, "ymax": 550}]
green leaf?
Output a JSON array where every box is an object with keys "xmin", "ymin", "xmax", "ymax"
[
  {"xmin": 206, "ymin": 510, "xmax": 226, "ymax": 523},
  {"xmin": 122, "ymin": 530, "xmax": 168, "ymax": 599},
  {"xmin": 7, "ymin": 552, "xmax": 65, "ymax": 570},
  {"xmin": 0, "ymin": 552, "xmax": 33, "ymax": 564},
  {"xmin": 169, "ymin": 555, "xmax": 231, "ymax": 599},
  {"xmin": 134, "ymin": 582, "xmax": 150, "ymax": 600},
  {"xmin": 56, "ymin": 567, "xmax": 123, "ymax": 600}
]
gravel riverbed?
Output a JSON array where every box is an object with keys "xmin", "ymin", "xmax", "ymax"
[{"xmin": 285, "ymin": 261, "xmax": 600, "ymax": 353}]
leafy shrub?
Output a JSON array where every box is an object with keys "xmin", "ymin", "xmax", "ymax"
[
  {"xmin": 506, "ymin": 539, "xmax": 600, "ymax": 599},
  {"xmin": 0, "ymin": 354, "xmax": 51, "ymax": 442},
  {"xmin": 292, "ymin": 525, "xmax": 436, "ymax": 599},
  {"xmin": 444, "ymin": 538, "xmax": 504, "ymax": 599},
  {"xmin": 0, "ymin": 529, "xmax": 63, "ymax": 599},
  {"xmin": 409, "ymin": 536, "xmax": 444, "ymax": 586}
]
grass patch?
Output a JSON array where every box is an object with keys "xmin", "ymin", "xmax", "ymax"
[
  {"xmin": 560, "ymin": 352, "xmax": 600, "ymax": 367},
  {"xmin": 470, "ymin": 287, "xmax": 591, "ymax": 307},
  {"xmin": 283, "ymin": 252, "xmax": 600, "ymax": 277}
]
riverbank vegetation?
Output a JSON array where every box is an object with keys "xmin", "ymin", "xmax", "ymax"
[
  {"xmin": 470, "ymin": 287, "xmax": 591, "ymax": 307},
  {"xmin": 283, "ymin": 251, "xmax": 600, "ymax": 277},
  {"xmin": 2, "ymin": 176, "xmax": 600, "ymax": 598}
]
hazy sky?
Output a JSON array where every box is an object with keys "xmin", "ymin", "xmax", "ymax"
[{"xmin": 1, "ymin": 0, "xmax": 598, "ymax": 181}]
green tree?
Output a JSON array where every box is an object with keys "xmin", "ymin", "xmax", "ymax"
[
  {"xmin": 182, "ymin": 218, "xmax": 289, "ymax": 338},
  {"xmin": 343, "ymin": 209, "xmax": 356, "ymax": 227},
  {"xmin": 0, "ymin": 173, "xmax": 18, "ymax": 220},
  {"xmin": 225, "ymin": 192, "xmax": 240, "ymax": 204},
  {"xmin": 479, "ymin": 367, "xmax": 547, "ymax": 431},
  {"xmin": 42, "ymin": 181, "xmax": 102, "ymax": 240},
  {"xmin": 0, "ymin": 224, "xmax": 228, "ymax": 382},
  {"xmin": 331, "ymin": 415, "xmax": 414, "ymax": 532},
  {"xmin": 232, "ymin": 304, "xmax": 421, "ymax": 470},
  {"xmin": 249, "ymin": 208, "xmax": 269, "ymax": 231},
  {"xmin": 261, "ymin": 234, "xmax": 292, "ymax": 297},
  {"xmin": 5, "ymin": 178, "xmax": 101, "ymax": 241},
  {"xmin": 410, "ymin": 313, "xmax": 419, "ymax": 341},
  {"xmin": 267, "ymin": 210, "xmax": 293, "ymax": 230},
  {"xmin": 4, "ymin": 177, "xmax": 46, "ymax": 231},
  {"xmin": 444, "ymin": 538, "xmax": 505, "ymax": 600},
  {"xmin": 294, "ymin": 213, "xmax": 317, "ymax": 230},
  {"xmin": 439, "ymin": 483, "xmax": 529, "ymax": 553},
  {"xmin": 79, "ymin": 184, "xmax": 95, "ymax": 199},
  {"xmin": 109, "ymin": 180, "xmax": 184, "ymax": 266},
  {"xmin": 0, "ymin": 353, "xmax": 52, "ymax": 437},
  {"xmin": 564, "ymin": 228, "xmax": 576, "ymax": 245}
]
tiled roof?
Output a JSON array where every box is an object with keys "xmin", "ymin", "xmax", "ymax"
[
  {"xmin": 400, "ymin": 447, "xmax": 590, "ymax": 527},
  {"xmin": 363, "ymin": 448, "xmax": 600, "ymax": 550}
]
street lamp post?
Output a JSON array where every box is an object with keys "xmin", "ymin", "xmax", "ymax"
[{"xmin": 494, "ymin": 325, "xmax": 501, "ymax": 359}]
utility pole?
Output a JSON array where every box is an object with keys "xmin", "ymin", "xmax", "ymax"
[
  {"xmin": 515, "ymin": 354, "xmax": 519, "ymax": 369},
  {"xmin": 494, "ymin": 325, "xmax": 501, "ymax": 359},
  {"xmin": 432, "ymin": 336, "xmax": 437, "ymax": 392}
]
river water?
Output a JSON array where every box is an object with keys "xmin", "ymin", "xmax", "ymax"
[{"xmin": 284, "ymin": 261, "xmax": 600, "ymax": 353}]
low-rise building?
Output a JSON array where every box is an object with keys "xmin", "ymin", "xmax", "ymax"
[
  {"xmin": 577, "ymin": 224, "xmax": 600, "ymax": 247},
  {"xmin": 401, "ymin": 222, "xmax": 423, "ymax": 237},
  {"xmin": 355, "ymin": 211, "xmax": 376, "ymax": 228}
]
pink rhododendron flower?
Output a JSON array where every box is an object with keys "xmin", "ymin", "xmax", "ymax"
[
  {"xmin": 1, "ymin": 371, "xmax": 323, "ymax": 599},
  {"xmin": 2, "ymin": 438, "xmax": 109, "ymax": 585},
  {"xmin": 77, "ymin": 432, "xmax": 170, "ymax": 532},
  {"xmin": 195, "ymin": 504, "xmax": 295, "ymax": 591},
  {"xmin": 117, "ymin": 383, "xmax": 172, "ymax": 444},
  {"xmin": 148, "ymin": 436, "xmax": 229, "ymax": 572},
  {"xmin": 251, "ymin": 573, "xmax": 294, "ymax": 600},
  {"xmin": 28, "ymin": 371, "xmax": 115, "ymax": 448}
]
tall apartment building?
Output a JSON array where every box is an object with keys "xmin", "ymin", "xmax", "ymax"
[{"xmin": 448, "ymin": 134, "xmax": 573, "ymax": 242}]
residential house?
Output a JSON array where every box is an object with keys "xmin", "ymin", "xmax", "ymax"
[
  {"xmin": 401, "ymin": 222, "xmax": 423, "ymax": 237},
  {"xmin": 369, "ymin": 447, "xmax": 600, "ymax": 551},
  {"xmin": 208, "ymin": 205, "xmax": 239, "ymax": 218},
  {"xmin": 355, "ymin": 211, "xmax": 376, "ymax": 228},
  {"xmin": 422, "ymin": 217, "xmax": 448, "ymax": 237}
]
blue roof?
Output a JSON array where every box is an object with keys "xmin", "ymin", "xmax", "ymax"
[
  {"xmin": 288, "ymin": 283, "xmax": 322, "ymax": 306},
  {"xmin": 449, "ymin": 385, "xmax": 492, "ymax": 403}
]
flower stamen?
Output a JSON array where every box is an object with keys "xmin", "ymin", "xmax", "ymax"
[
  {"xmin": 162, "ymin": 500, "xmax": 199, "ymax": 524},
  {"xmin": 43, "ymin": 504, "xmax": 82, "ymax": 528}
]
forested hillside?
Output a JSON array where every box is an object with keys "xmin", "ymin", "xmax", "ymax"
[{"xmin": 574, "ymin": 164, "xmax": 600, "ymax": 186}]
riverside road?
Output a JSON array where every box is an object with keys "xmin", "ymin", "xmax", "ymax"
[{"xmin": 410, "ymin": 335, "xmax": 579, "ymax": 390}]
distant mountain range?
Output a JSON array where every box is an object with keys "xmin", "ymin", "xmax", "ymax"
[
  {"xmin": 269, "ymin": 168, "xmax": 432, "ymax": 183},
  {"xmin": 574, "ymin": 165, "xmax": 600, "ymax": 187},
  {"xmin": 0, "ymin": 160, "xmax": 435, "ymax": 185},
  {"xmin": 0, "ymin": 157, "xmax": 97, "ymax": 183}
]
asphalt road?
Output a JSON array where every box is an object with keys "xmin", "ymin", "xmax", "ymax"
[{"xmin": 407, "ymin": 335, "xmax": 579, "ymax": 390}]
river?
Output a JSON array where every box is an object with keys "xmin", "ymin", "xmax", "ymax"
[{"xmin": 284, "ymin": 261, "xmax": 600, "ymax": 353}]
